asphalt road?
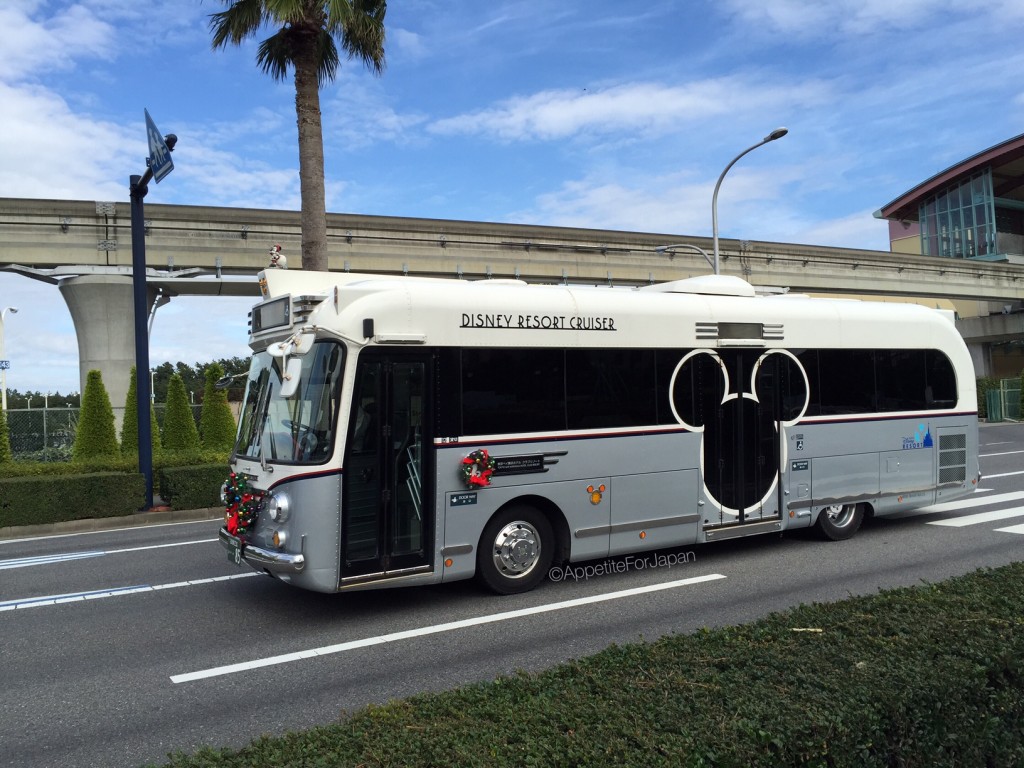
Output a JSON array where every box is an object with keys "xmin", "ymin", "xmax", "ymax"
[{"xmin": 2, "ymin": 422, "xmax": 1023, "ymax": 768}]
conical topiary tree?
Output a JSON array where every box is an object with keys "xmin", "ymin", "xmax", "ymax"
[
  {"xmin": 120, "ymin": 366, "xmax": 161, "ymax": 458},
  {"xmin": 0, "ymin": 407, "xmax": 12, "ymax": 463},
  {"xmin": 200, "ymin": 363, "xmax": 237, "ymax": 452},
  {"xmin": 162, "ymin": 373, "xmax": 201, "ymax": 451},
  {"xmin": 72, "ymin": 369, "xmax": 120, "ymax": 460}
]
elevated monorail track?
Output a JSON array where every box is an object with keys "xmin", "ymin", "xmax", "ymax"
[{"xmin": 2, "ymin": 197, "xmax": 1022, "ymax": 302}]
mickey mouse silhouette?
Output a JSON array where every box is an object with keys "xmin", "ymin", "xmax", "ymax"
[{"xmin": 669, "ymin": 349, "xmax": 809, "ymax": 519}]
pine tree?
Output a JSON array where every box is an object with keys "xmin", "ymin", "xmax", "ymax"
[
  {"xmin": 72, "ymin": 370, "xmax": 120, "ymax": 460},
  {"xmin": 0, "ymin": 407, "xmax": 12, "ymax": 463},
  {"xmin": 200, "ymin": 363, "xmax": 237, "ymax": 451},
  {"xmin": 162, "ymin": 373, "xmax": 201, "ymax": 451},
  {"xmin": 120, "ymin": 366, "xmax": 161, "ymax": 458}
]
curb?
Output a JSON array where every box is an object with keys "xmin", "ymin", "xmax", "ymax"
[{"xmin": 0, "ymin": 507, "xmax": 224, "ymax": 541}]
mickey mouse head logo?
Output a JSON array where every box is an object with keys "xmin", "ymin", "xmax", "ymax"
[{"xmin": 669, "ymin": 349, "xmax": 809, "ymax": 517}]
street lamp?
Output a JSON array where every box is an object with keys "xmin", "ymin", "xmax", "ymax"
[
  {"xmin": 0, "ymin": 306, "xmax": 18, "ymax": 411},
  {"xmin": 711, "ymin": 127, "xmax": 788, "ymax": 275},
  {"xmin": 655, "ymin": 243, "xmax": 714, "ymax": 271}
]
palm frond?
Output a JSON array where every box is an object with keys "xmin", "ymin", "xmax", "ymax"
[
  {"xmin": 255, "ymin": 29, "xmax": 295, "ymax": 81},
  {"xmin": 315, "ymin": 32, "xmax": 341, "ymax": 86},
  {"xmin": 209, "ymin": 0, "xmax": 269, "ymax": 48},
  {"xmin": 328, "ymin": 0, "xmax": 387, "ymax": 74}
]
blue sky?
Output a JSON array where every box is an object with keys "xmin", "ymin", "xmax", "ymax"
[{"xmin": 2, "ymin": 0, "xmax": 1024, "ymax": 395}]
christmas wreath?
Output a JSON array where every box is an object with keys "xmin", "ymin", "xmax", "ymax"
[
  {"xmin": 461, "ymin": 448, "xmax": 496, "ymax": 488},
  {"xmin": 222, "ymin": 472, "xmax": 263, "ymax": 535}
]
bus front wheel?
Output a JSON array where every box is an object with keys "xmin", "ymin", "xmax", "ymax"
[
  {"xmin": 476, "ymin": 506, "xmax": 554, "ymax": 595},
  {"xmin": 815, "ymin": 503, "xmax": 863, "ymax": 541}
]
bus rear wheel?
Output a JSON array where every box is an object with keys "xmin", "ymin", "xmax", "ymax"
[
  {"xmin": 815, "ymin": 503, "xmax": 863, "ymax": 541},
  {"xmin": 476, "ymin": 506, "xmax": 553, "ymax": 595}
]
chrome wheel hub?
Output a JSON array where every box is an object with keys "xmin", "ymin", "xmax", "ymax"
[{"xmin": 492, "ymin": 521, "xmax": 541, "ymax": 578}]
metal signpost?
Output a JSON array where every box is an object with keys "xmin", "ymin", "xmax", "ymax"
[{"xmin": 130, "ymin": 109, "xmax": 176, "ymax": 509}]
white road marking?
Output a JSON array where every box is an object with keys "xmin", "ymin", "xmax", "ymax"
[
  {"xmin": 980, "ymin": 450, "xmax": 1024, "ymax": 458},
  {"xmin": 170, "ymin": 573, "xmax": 729, "ymax": 684},
  {"xmin": 0, "ymin": 551, "xmax": 106, "ymax": 569},
  {"xmin": 0, "ymin": 572, "xmax": 260, "ymax": 611},
  {"xmin": 927, "ymin": 506, "xmax": 1024, "ymax": 528},
  {"xmin": 0, "ymin": 538, "xmax": 217, "ymax": 570},
  {"xmin": 994, "ymin": 523, "xmax": 1024, "ymax": 535},
  {"xmin": 0, "ymin": 517, "xmax": 222, "ymax": 545},
  {"xmin": 983, "ymin": 470, "xmax": 1024, "ymax": 479},
  {"xmin": 891, "ymin": 490, "xmax": 1024, "ymax": 518}
]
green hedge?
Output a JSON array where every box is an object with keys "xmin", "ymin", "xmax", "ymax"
[
  {"xmin": 153, "ymin": 563, "xmax": 1024, "ymax": 768},
  {"xmin": 977, "ymin": 376, "xmax": 998, "ymax": 419},
  {"xmin": 0, "ymin": 453, "xmax": 230, "ymax": 526},
  {"xmin": 157, "ymin": 463, "xmax": 229, "ymax": 510},
  {"xmin": 0, "ymin": 472, "xmax": 145, "ymax": 527}
]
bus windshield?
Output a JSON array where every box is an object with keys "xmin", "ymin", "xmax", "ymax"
[{"xmin": 234, "ymin": 341, "xmax": 345, "ymax": 464}]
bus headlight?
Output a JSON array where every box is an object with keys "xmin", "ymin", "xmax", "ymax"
[
  {"xmin": 272, "ymin": 529, "xmax": 287, "ymax": 549},
  {"xmin": 266, "ymin": 492, "xmax": 291, "ymax": 522}
]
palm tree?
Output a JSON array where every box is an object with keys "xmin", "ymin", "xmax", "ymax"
[{"xmin": 209, "ymin": 0, "xmax": 387, "ymax": 271}]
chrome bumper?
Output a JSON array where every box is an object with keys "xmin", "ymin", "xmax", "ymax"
[{"xmin": 219, "ymin": 527, "xmax": 305, "ymax": 574}]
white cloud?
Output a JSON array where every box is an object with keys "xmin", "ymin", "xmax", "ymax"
[
  {"xmin": 428, "ymin": 78, "xmax": 831, "ymax": 142},
  {"xmin": 323, "ymin": 75, "xmax": 429, "ymax": 148},
  {"xmin": 0, "ymin": 81, "xmax": 138, "ymax": 200},
  {"xmin": 390, "ymin": 27, "xmax": 428, "ymax": 61},
  {"xmin": 721, "ymin": 0, "xmax": 1024, "ymax": 37},
  {"xmin": 0, "ymin": 2, "xmax": 116, "ymax": 81}
]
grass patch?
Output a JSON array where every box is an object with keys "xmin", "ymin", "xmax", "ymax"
[{"xmin": 152, "ymin": 563, "xmax": 1024, "ymax": 767}]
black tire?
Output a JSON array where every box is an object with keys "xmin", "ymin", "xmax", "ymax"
[
  {"xmin": 476, "ymin": 505, "xmax": 554, "ymax": 595},
  {"xmin": 814, "ymin": 503, "xmax": 864, "ymax": 541}
]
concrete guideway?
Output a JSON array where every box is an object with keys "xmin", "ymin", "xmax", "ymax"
[{"xmin": 1, "ymin": 196, "xmax": 1023, "ymax": 403}]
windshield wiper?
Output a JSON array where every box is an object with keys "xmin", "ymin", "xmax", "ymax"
[{"xmin": 258, "ymin": 382, "xmax": 274, "ymax": 473}]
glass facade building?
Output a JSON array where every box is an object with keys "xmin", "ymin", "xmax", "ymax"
[{"xmin": 919, "ymin": 169, "xmax": 995, "ymax": 259}]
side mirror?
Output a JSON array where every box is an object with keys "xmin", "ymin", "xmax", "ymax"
[{"xmin": 279, "ymin": 358, "xmax": 303, "ymax": 398}]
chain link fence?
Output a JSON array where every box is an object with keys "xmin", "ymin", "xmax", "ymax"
[
  {"xmin": 985, "ymin": 378, "xmax": 1022, "ymax": 423},
  {"xmin": 4, "ymin": 405, "xmax": 203, "ymax": 461}
]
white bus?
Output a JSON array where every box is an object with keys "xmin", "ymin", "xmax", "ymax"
[{"xmin": 219, "ymin": 269, "xmax": 980, "ymax": 594}]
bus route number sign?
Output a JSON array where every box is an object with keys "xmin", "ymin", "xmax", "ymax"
[{"xmin": 0, "ymin": 360, "xmax": 9, "ymax": 370}]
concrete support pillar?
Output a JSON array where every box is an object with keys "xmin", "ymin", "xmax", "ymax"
[
  {"xmin": 968, "ymin": 341, "xmax": 993, "ymax": 379},
  {"xmin": 58, "ymin": 275, "xmax": 159, "ymax": 433}
]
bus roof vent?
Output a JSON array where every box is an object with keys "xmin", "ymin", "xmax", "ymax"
[
  {"xmin": 291, "ymin": 294, "xmax": 328, "ymax": 324},
  {"xmin": 641, "ymin": 275, "xmax": 756, "ymax": 297}
]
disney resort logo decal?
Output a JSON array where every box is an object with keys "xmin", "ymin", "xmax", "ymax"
[{"xmin": 903, "ymin": 424, "xmax": 933, "ymax": 450}]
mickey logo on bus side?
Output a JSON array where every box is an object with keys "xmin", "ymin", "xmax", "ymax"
[{"xmin": 669, "ymin": 349, "xmax": 809, "ymax": 516}]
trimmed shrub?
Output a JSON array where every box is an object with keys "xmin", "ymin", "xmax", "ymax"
[
  {"xmin": 163, "ymin": 373, "xmax": 201, "ymax": 450},
  {"xmin": 72, "ymin": 370, "xmax": 119, "ymax": 461},
  {"xmin": 0, "ymin": 407, "xmax": 11, "ymax": 463},
  {"xmin": 157, "ymin": 463, "xmax": 230, "ymax": 510},
  {"xmin": 200, "ymin": 363, "xmax": 237, "ymax": 451},
  {"xmin": 0, "ymin": 472, "xmax": 144, "ymax": 526},
  {"xmin": 120, "ymin": 365, "xmax": 161, "ymax": 458},
  {"xmin": 977, "ymin": 376, "xmax": 998, "ymax": 419}
]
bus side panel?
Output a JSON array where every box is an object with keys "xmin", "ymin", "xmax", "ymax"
[
  {"xmin": 810, "ymin": 453, "xmax": 880, "ymax": 509},
  {"xmin": 268, "ymin": 473, "xmax": 342, "ymax": 592},
  {"xmin": 880, "ymin": 449, "xmax": 936, "ymax": 504},
  {"xmin": 608, "ymin": 470, "xmax": 700, "ymax": 556},
  {"xmin": 439, "ymin": 476, "xmax": 612, "ymax": 582}
]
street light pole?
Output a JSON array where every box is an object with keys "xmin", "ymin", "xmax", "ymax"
[
  {"xmin": 0, "ymin": 306, "xmax": 18, "ymax": 411},
  {"xmin": 654, "ymin": 243, "xmax": 714, "ymax": 271},
  {"xmin": 711, "ymin": 127, "xmax": 788, "ymax": 275},
  {"xmin": 130, "ymin": 125, "xmax": 176, "ymax": 509}
]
